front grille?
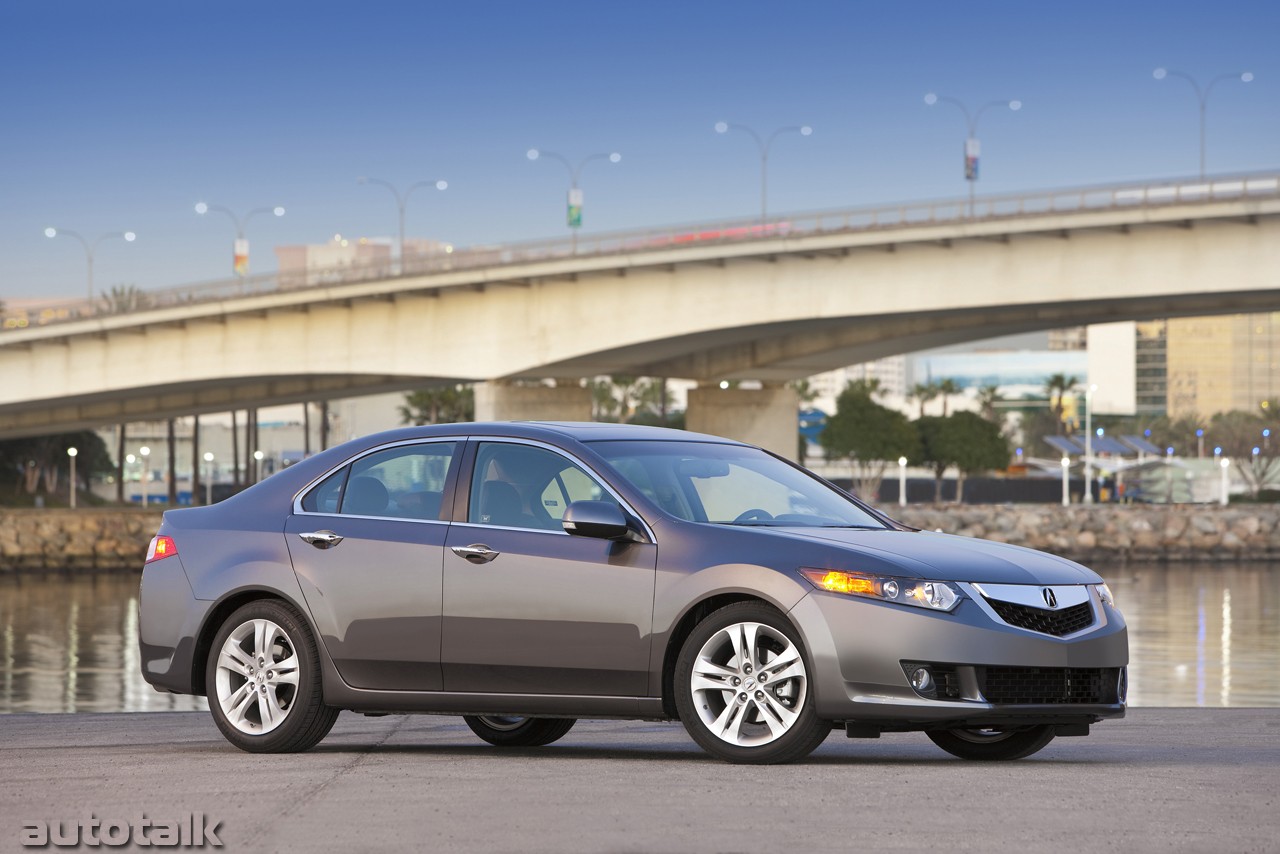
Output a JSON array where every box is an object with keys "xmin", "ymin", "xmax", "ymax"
[
  {"xmin": 985, "ymin": 597, "xmax": 1094, "ymax": 636},
  {"xmin": 979, "ymin": 666, "xmax": 1118, "ymax": 705}
]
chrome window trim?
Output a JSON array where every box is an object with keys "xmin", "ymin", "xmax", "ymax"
[
  {"xmin": 465, "ymin": 437, "xmax": 656, "ymax": 543},
  {"xmin": 958, "ymin": 582, "xmax": 1108, "ymax": 640},
  {"xmin": 291, "ymin": 437, "xmax": 462, "ymax": 518}
]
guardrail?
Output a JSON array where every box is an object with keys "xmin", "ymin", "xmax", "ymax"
[{"xmin": 4, "ymin": 171, "xmax": 1277, "ymax": 333}]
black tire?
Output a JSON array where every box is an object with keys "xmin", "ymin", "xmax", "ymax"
[
  {"xmin": 205, "ymin": 599, "xmax": 339, "ymax": 753},
  {"xmin": 927, "ymin": 726, "xmax": 1056, "ymax": 760},
  {"xmin": 462, "ymin": 715, "xmax": 576, "ymax": 747},
  {"xmin": 674, "ymin": 601, "xmax": 831, "ymax": 764}
]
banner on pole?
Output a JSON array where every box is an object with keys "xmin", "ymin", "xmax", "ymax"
[
  {"xmin": 233, "ymin": 238, "xmax": 250, "ymax": 276},
  {"xmin": 567, "ymin": 188, "xmax": 583, "ymax": 228},
  {"xmin": 964, "ymin": 138, "xmax": 980, "ymax": 181}
]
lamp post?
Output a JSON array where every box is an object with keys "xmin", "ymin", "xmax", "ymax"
[
  {"xmin": 714, "ymin": 122, "xmax": 812, "ymax": 224},
  {"xmin": 43, "ymin": 228, "xmax": 137, "ymax": 302},
  {"xmin": 1083, "ymin": 384, "xmax": 1097, "ymax": 504},
  {"xmin": 356, "ymin": 177, "xmax": 447, "ymax": 271},
  {"xmin": 66, "ymin": 447, "xmax": 78, "ymax": 510},
  {"xmin": 203, "ymin": 452, "xmax": 215, "ymax": 505},
  {"xmin": 253, "ymin": 450, "xmax": 264, "ymax": 484},
  {"xmin": 898, "ymin": 456, "xmax": 908, "ymax": 507},
  {"xmin": 1153, "ymin": 68, "xmax": 1254, "ymax": 179},
  {"xmin": 194, "ymin": 202, "xmax": 286, "ymax": 277},
  {"xmin": 1220, "ymin": 457, "xmax": 1231, "ymax": 506},
  {"xmin": 526, "ymin": 148, "xmax": 621, "ymax": 254},
  {"xmin": 139, "ymin": 446, "xmax": 151, "ymax": 507},
  {"xmin": 1196, "ymin": 428, "xmax": 1205, "ymax": 458},
  {"xmin": 1061, "ymin": 456, "xmax": 1071, "ymax": 506},
  {"xmin": 923, "ymin": 93, "xmax": 1021, "ymax": 218}
]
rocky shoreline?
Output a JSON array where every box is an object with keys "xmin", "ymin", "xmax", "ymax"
[{"xmin": 0, "ymin": 505, "xmax": 1277, "ymax": 572}]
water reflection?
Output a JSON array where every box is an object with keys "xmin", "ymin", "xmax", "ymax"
[
  {"xmin": 0, "ymin": 574, "xmax": 205, "ymax": 713},
  {"xmin": 1102, "ymin": 564, "xmax": 1280, "ymax": 707},
  {"xmin": 0, "ymin": 564, "xmax": 1276, "ymax": 713}
]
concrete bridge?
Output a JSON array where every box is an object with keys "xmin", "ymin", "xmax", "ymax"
[{"xmin": 2, "ymin": 172, "xmax": 1278, "ymax": 456}]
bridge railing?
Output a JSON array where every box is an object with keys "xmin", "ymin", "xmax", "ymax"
[{"xmin": 4, "ymin": 171, "xmax": 1277, "ymax": 332}]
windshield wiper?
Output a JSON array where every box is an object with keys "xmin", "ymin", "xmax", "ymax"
[{"xmin": 817, "ymin": 524, "xmax": 889, "ymax": 530}]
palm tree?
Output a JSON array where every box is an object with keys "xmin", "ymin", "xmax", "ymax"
[
  {"xmin": 977, "ymin": 384, "xmax": 1003, "ymax": 422},
  {"xmin": 1043, "ymin": 374, "xmax": 1079, "ymax": 433},
  {"xmin": 909, "ymin": 382, "xmax": 939, "ymax": 418},
  {"xmin": 936, "ymin": 378, "xmax": 961, "ymax": 416}
]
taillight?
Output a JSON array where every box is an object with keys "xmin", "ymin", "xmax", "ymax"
[{"xmin": 145, "ymin": 535, "xmax": 178, "ymax": 563}]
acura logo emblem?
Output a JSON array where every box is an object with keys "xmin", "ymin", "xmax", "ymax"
[{"xmin": 1042, "ymin": 588, "xmax": 1058, "ymax": 609}]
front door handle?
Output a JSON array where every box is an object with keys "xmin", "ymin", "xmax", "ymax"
[
  {"xmin": 451, "ymin": 544, "xmax": 499, "ymax": 564},
  {"xmin": 300, "ymin": 531, "xmax": 344, "ymax": 549}
]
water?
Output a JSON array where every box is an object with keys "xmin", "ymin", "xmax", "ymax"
[{"xmin": 0, "ymin": 564, "xmax": 1276, "ymax": 713}]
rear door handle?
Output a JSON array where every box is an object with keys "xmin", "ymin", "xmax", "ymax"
[
  {"xmin": 451, "ymin": 544, "xmax": 499, "ymax": 564},
  {"xmin": 300, "ymin": 531, "xmax": 344, "ymax": 549}
]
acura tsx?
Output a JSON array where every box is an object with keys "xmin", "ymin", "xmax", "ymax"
[{"xmin": 139, "ymin": 422, "xmax": 1126, "ymax": 764}]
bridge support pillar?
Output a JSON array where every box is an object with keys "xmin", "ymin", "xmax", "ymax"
[
  {"xmin": 686, "ymin": 384, "xmax": 799, "ymax": 461},
  {"xmin": 474, "ymin": 381, "xmax": 592, "ymax": 423}
]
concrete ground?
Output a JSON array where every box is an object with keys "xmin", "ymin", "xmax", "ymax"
[{"xmin": 0, "ymin": 708, "xmax": 1277, "ymax": 853}]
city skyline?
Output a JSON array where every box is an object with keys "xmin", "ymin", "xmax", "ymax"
[{"xmin": 2, "ymin": 0, "xmax": 1277, "ymax": 299}]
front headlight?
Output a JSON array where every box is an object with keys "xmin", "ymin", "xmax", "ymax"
[
  {"xmin": 799, "ymin": 568, "xmax": 962, "ymax": 612},
  {"xmin": 1094, "ymin": 582, "xmax": 1116, "ymax": 607}
]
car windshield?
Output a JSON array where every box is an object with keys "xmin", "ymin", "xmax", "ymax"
[{"xmin": 590, "ymin": 440, "xmax": 888, "ymax": 528}]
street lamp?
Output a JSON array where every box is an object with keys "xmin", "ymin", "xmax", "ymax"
[
  {"xmin": 714, "ymin": 121, "xmax": 812, "ymax": 224},
  {"xmin": 66, "ymin": 447, "xmax": 78, "ymax": 510},
  {"xmin": 526, "ymin": 148, "xmax": 621, "ymax": 253},
  {"xmin": 139, "ymin": 446, "xmax": 151, "ymax": 507},
  {"xmin": 1061, "ymin": 456, "xmax": 1071, "ymax": 507},
  {"xmin": 43, "ymin": 227, "xmax": 137, "ymax": 302},
  {"xmin": 356, "ymin": 177, "xmax": 447, "ymax": 270},
  {"xmin": 898, "ymin": 456, "xmax": 908, "ymax": 507},
  {"xmin": 1083, "ymin": 384, "xmax": 1097, "ymax": 504},
  {"xmin": 923, "ymin": 93, "xmax": 1021, "ymax": 218},
  {"xmin": 253, "ymin": 449, "xmax": 264, "ymax": 484},
  {"xmin": 203, "ymin": 452, "xmax": 215, "ymax": 505},
  {"xmin": 1196, "ymin": 428, "xmax": 1205, "ymax": 458},
  {"xmin": 1220, "ymin": 457, "xmax": 1231, "ymax": 506},
  {"xmin": 194, "ymin": 202, "xmax": 286, "ymax": 277},
  {"xmin": 1153, "ymin": 68, "xmax": 1254, "ymax": 179}
]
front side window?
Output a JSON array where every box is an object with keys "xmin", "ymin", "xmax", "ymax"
[
  {"xmin": 300, "ymin": 442, "xmax": 456, "ymax": 519},
  {"xmin": 591, "ymin": 440, "xmax": 887, "ymax": 528},
  {"xmin": 469, "ymin": 442, "xmax": 616, "ymax": 531}
]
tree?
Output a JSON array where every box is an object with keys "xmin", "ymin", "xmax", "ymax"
[
  {"xmin": 915, "ymin": 412, "xmax": 1010, "ymax": 502},
  {"xmin": 589, "ymin": 376, "xmax": 671, "ymax": 423},
  {"xmin": 1209, "ymin": 410, "xmax": 1279, "ymax": 497},
  {"xmin": 821, "ymin": 382, "xmax": 919, "ymax": 500},
  {"xmin": 1043, "ymin": 373, "xmax": 1079, "ymax": 433},
  {"xmin": 977, "ymin": 384, "xmax": 1003, "ymax": 423},
  {"xmin": 909, "ymin": 382, "xmax": 939, "ymax": 418},
  {"xmin": 99, "ymin": 285, "xmax": 151, "ymax": 315},
  {"xmin": 936, "ymin": 378, "xmax": 962, "ymax": 416},
  {"xmin": 0, "ymin": 430, "xmax": 113, "ymax": 504},
  {"xmin": 399, "ymin": 384, "xmax": 474, "ymax": 425}
]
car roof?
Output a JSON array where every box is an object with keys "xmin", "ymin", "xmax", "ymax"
[{"xmin": 354, "ymin": 420, "xmax": 746, "ymax": 446}]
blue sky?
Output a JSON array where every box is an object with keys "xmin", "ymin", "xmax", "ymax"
[{"xmin": 2, "ymin": 0, "xmax": 1277, "ymax": 300}]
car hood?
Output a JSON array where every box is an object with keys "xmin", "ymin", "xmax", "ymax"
[{"xmin": 770, "ymin": 527, "xmax": 1099, "ymax": 585}]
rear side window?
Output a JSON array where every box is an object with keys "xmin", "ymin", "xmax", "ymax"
[{"xmin": 299, "ymin": 441, "xmax": 456, "ymax": 520}]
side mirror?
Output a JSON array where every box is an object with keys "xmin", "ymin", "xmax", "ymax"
[{"xmin": 562, "ymin": 500, "xmax": 631, "ymax": 540}]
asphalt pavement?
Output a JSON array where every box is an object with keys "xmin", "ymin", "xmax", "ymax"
[{"xmin": 0, "ymin": 708, "xmax": 1277, "ymax": 853}]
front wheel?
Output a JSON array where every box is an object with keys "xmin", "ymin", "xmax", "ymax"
[
  {"xmin": 462, "ymin": 715, "xmax": 576, "ymax": 747},
  {"xmin": 927, "ymin": 726, "xmax": 1056, "ymax": 760},
  {"xmin": 674, "ymin": 602, "xmax": 831, "ymax": 764},
  {"xmin": 206, "ymin": 599, "xmax": 338, "ymax": 753}
]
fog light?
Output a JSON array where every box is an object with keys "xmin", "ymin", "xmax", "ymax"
[
  {"xmin": 1117, "ymin": 667, "xmax": 1128, "ymax": 704},
  {"xmin": 911, "ymin": 667, "xmax": 933, "ymax": 692}
]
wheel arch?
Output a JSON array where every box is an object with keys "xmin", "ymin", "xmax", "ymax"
[
  {"xmin": 660, "ymin": 592, "xmax": 801, "ymax": 720},
  {"xmin": 190, "ymin": 588, "xmax": 314, "ymax": 696}
]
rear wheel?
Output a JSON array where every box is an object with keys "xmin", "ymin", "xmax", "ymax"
[
  {"xmin": 927, "ymin": 726, "xmax": 1056, "ymax": 760},
  {"xmin": 462, "ymin": 715, "xmax": 576, "ymax": 747},
  {"xmin": 206, "ymin": 599, "xmax": 338, "ymax": 753},
  {"xmin": 674, "ymin": 602, "xmax": 831, "ymax": 764}
]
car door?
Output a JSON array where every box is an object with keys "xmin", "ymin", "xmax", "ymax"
[
  {"xmin": 285, "ymin": 439, "xmax": 459, "ymax": 691},
  {"xmin": 441, "ymin": 439, "xmax": 657, "ymax": 697}
]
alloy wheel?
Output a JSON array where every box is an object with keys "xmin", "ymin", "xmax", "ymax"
[{"xmin": 214, "ymin": 618, "xmax": 300, "ymax": 735}]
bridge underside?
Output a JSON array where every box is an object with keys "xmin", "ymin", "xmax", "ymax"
[{"xmin": 0, "ymin": 374, "xmax": 440, "ymax": 440}]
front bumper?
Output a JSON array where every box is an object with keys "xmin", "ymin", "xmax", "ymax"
[{"xmin": 790, "ymin": 584, "xmax": 1129, "ymax": 727}]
